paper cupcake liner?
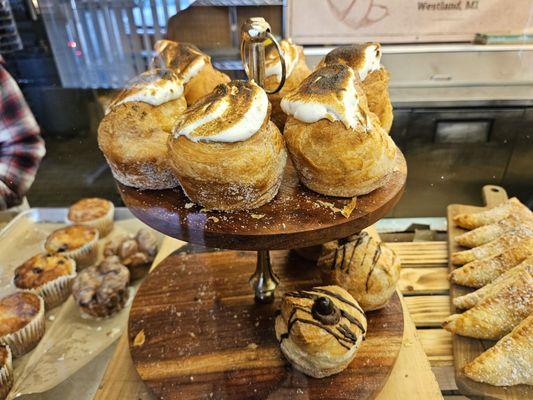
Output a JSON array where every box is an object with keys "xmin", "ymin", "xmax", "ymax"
[
  {"xmin": 0, "ymin": 295, "xmax": 45, "ymax": 358},
  {"xmin": 53, "ymin": 232, "xmax": 99, "ymax": 270},
  {"xmin": 0, "ymin": 345, "xmax": 13, "ymax": 400},
  {"xmin": 67, "ymin": 203, "xmax": 114, "ymax": 237}
]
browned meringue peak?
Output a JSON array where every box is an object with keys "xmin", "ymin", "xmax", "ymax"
[
  {"xmin": 265, "ymin": 38, "xmax": 300, "ymax": 80},
  {"xmin": 153, "ymin": 39, "xmax": 210, "ymax": 83},
  {"xmin": 321, "ymin": 43, "xmax": 382, "ymax": 81},
  {"xmin": 107, "ymin": 69, "xmax": 183, "ymax": 112},
  {"xmin": 173, "ymin": 80, "xmax": 269, "ymax": 143},
  {"xmin": 280, "ymin": 63, "xmax": 370, "ymax": 130}
]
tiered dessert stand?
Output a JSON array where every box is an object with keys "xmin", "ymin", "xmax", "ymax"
[{"xmin": 119, "ymin": 18, "xmax": 408, "ymax": 400}]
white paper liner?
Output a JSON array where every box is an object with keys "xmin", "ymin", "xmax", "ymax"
[
  {"xmin": 0, "ymin": 295, "xmax": 45, "ymax": 358},
  {"xmin": 67, "ymin": 203, "xmax": 115, "ymax": 237},
  {"xmin": 0, "ymin": 345, "xmax": 13, "ymax": 400}
]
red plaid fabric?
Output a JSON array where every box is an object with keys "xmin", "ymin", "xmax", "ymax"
[{"xmin": 0, "ymin": 62, "xmax": 45, "ymax": 210}]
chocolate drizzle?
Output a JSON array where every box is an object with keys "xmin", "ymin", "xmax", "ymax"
[
  {"xmin": 366, "ymin": 244, "xmax": 382, "ymax": 291},
  {"xmin": 311, "ymin": 297, "xmax": 340, "ymax": 325}
]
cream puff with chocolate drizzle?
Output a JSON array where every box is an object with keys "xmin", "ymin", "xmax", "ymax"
[
  {"xmin": 98, "ymin": 69, "xmax": 186, "ymax": 189},
  {"xmin": 168, "ymin": 80, "xmax": 287, "ymax": 211},
  {"xmin": 153, "ymin": 39, "xmax": 230, "ymax": 105},
  {"xmin": 281, "ymin": 63, "xmax": 398, "ymax": 197},
  {"xmin": 264, "ymin": 39, "xmax": 311, "ymax": 130},
  {"xmin": 318, "ymin": 43, "xmax": 393, "ymax": 132},
  {"xmin": 275, "ymin": 285, "xmax": 367, "ymax": 378}
]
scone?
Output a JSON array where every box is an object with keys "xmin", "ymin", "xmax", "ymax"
[
  {"xmin": 72, "ymin": 256, "xmax": 130, "ymax": 318},
  {"xmin": 168, "ymin": 80, "xmax": 287, "ymax": 211},
  {"xmin": 13, "ymin": 253, "xmax": 76, "ymax": 309},
  {"xmin": 0, "ymin": 344, "xmax": 12, "ymax": 400},
  {"xmin": 264, "ymin": 39, "xmax": 311, "ymax": 130},
  {"xmin": 98, "ymin": 69, "xmax": 186, "ymax": 190},
  {"xmin": 67, "ymin": 198, "xmax": 114, "ymax": 237},
  {"xmin": 317, "ymin": 232, "xmax": 401, "ymax": 311},
  {"xmin": 281, "ymin": 63, "xmax": 397, "ymax": 197},
  {"xmin": 0, "ymin": 292, "xmax": 45, "ymax": 357},
  {"xmin": 153, "ymin": 39, "xmax": 230, "ymax": 105},
  {"xmin": 318, "ymin": 43, "xmax": 393, "ymax": 132},
  {"xmin": 44, "ymin": 225, "xmax": 99, "ymax": 269},
  {"xmin": 275, "ymin": 285, "xmax": 367, "ymax": 378}
]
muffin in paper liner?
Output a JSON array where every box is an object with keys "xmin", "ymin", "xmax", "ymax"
[
  {"xmin": 0, "ymin": 292, "xmax": 45, "ymax": 358},
  {"xmin": 67, "ymin": 198, "xmax": 115, "ymax": 237},
  {"xmin": 44, "ymin": 226, "xmax": 99, "ymax": 270},
  {"xmin": 0, "ymin": 344, "xmax": 13, "ymax": 400}
]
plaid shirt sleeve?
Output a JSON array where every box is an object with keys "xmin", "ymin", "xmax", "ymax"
[{"xmin": 0, "ymin": 63, "xmax": 46, "ymax": 210}]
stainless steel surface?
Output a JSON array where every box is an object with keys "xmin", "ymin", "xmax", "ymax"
[{"xmin": 249, "ymin": 250, "xmax": 279, "ymax": 303}]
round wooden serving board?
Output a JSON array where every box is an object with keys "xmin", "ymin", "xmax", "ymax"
[
  {"xmin": 128, "ymin": 250, "xmax": 404, "ymax": 400},
  {"xmin": 117, "ymin": 151, "xmax": 407, "ymax": 250}
]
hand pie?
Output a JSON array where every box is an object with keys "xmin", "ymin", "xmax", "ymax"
[
  {"xmin": 450, "ymin": 240, "xmax": 533, "ymax": 288},
  {"xmin": 264, "ymin": 39, "xmax": 311, "ymax": 130},
  {"xmin": 317, "ymin": 232, "xmax": 401, "ymax": 311},
  {"xmin": 98, "ymin": 69, "xmax": 186, "ymax": 189},
  {"xmin": 453, "ymin": 259, "xmax": 532, "ymax": 309},
  {"xmin": 451, "ymin": 225, "xmax": 533, "ymax": 265},
  {"xmin": 456, "ymin": 212, "xmax": 533, "ymax": 248},
  {"xmin": 453, "ymin": 197, "xmax": 530, "ymax": 230},
  {"xmin": 281, "ymin": 64, "xmax": 398, "ymax": 197},
  {"xmin": 464, "ymin": 315, "xmax": 533, "ymax": 386},
  {"xmin": 318, "ymin": 43, "xmax": 393, "ymax": 132},
  {"xmin": 153, "ymin": 39, "xmax": 230, "ymax": 105},
  {"xmin": 275, "ymin": 285, "xmax": 367, "ymax": 378},
  {"xmin": 168, "ymin": 80, "xmax": 287, "ymax": 211},
  {"xmin": 443, "ymin": 271, "xmax": 532, "ymax": 340}
]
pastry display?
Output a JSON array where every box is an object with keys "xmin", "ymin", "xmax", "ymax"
[
  {"xmin": 451, "ymin": 225, "xmax": 533, "ymax": 265},
  {"xmin": 450, "ymin": 239, "xmax": 533, "ymax": 287},
  {"xmin": 463, "ymin": 315, "xmax": 533, "ymax": 386},
  {"xmin": 318, "ymin": 43, "xmax": 393, "ymax": 132},
  {"xmin": 0, "ymin": 292, "xmax": 45, "ymax": 357},
  {"xmin": 264, "ymin": 39, "xmax": 311, "ymax": 129},
  {"xmin": 98, "ymin": 69, "xmax": 186, "ymax": 190},
  {"xmin": 453, "ymin": 197, "xmax": 530, "ymax": 230},
  {"xmin": 67, "ymin": 197, "xmax": 115, "ymax": 237},
  {"xmin": 275, "ymin": 285, "xmax": 367, "ymax": 378},
  {"xmin": 103, "ymin": 228, "xmax": 157, "ymax": 280},
  {"xmin": 443, "ymin": 271, "xmax": 532, "ymax": 340},
  {"xmin": 13, "ymin": 253, "xmax": 76, "ymax": 309},
  {"xmin": 168, "ymin": 80, "xmax": 287, "ymax": 211},
  {"xmin": 317, "ymin": 232, "xmax": 401, "ymax": 311},
  {"xmin": 153, "ymin": 39, "xmax": 230, "ymax": 105},
  {"xmin": 281, "ymin": 63, "xmax": 397, "ymax": 197},
  {"xmin": 0, "ymin": 344, "xmax": 12, "ymax": 400},
  {"xmin": 44, "ymin": 225, "xmax": 99, "ymax": 269},
  {"xmin": 72, "ymin": 256, "xmax": 130, "ymax": 318},
  {"xmin": 453, "ymin": 258, "xmax": 532, "ymax": 309}
]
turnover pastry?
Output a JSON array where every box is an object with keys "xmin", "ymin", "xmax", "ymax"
[
  {"xmin": 464, "ymin": 315, "xmax": 533, "ymax": 386},
  {"xmin": 453, "ymin": 197, "xmax": 530, "ymax": 230},
  {"xmin": 168, "ymin": 80, "xmax": 287, "ymax": 211},
  {"xmin": 451, "ymin": 225, "xmax": 533, "ymax": 265},
  {"xmin": 318, "ymin": 43, "xmax": 393, "ymax": 132},
  {"xmin": 443, "ymin": 270, "xmax": 532, "ymax": 340},
  {"xmin": 153, "ymin": 39, "xmax": 230, "ymax": 105},
  {"xmin": 264, "ymin": 39, "xmax": 311, "ymax": 130},
  {"xmin": 317, "ymin": 232, "xmax": 401, "ymax": 311},
  {"xmin": 281, "ymin": 63, "xmax": 397, "ymax": 197},
  {"xmin": 450, "ymin": 239, "xmax": 533, "ymax": 287},
  {"xmin": 98, "ymin": 69, "xmax": 185, "ymax": 190},
  {"xmin": 275, "ymin": 285, "xmax": 367, "ymax": 378},
  {"xmin": 456, "ymin": 212, "xmax": 533, "ymax": 248}
]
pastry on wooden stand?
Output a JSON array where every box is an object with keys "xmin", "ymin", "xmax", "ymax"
[
  {"xmin": 264, "ymin": 39, "xmax": 311, "ymax": 130},
  {"xmin": 168, "ymin": 80, "xmax": 287, "ymax": 211},
  {"xmin": 281, "ymin": 63, "xmax": 398, "ymax": 197},
  {"xmin": 318, "ymin": 43, "xmax": 393, "ymax": 132},
  {"xmin": 153, "ymin": 39, "xmax": 230, "ymax": 105},
  {"xmin": 98, "ymin": 69, "xmax": 186, "ymax": 190}
]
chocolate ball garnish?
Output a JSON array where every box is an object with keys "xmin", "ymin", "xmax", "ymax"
[{"xmin": 312, "ymin": 296, "xmax": 340, "ymax": 325}]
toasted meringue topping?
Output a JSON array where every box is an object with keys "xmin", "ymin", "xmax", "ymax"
[
  {"xmin": 281, "ymin": 64, "xmax": 370, "ymax": 130},
  {"xmin": 322, "ymin": 43, "xmax": 382, "ymax": 81},
  {"xmin": 265, "ymin": 39, "xmax": 300, "ymax": 81},
  {"xmin": 173, "ymin": 80, "xmax": 269, "ymax": 143},
  {"xmin": 107, "ymin": 69, "xmax": 184, "ymax": 112},
  {"xmin": 153, "ymin": 40, "xmax": 209, "ymax": 83}
]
